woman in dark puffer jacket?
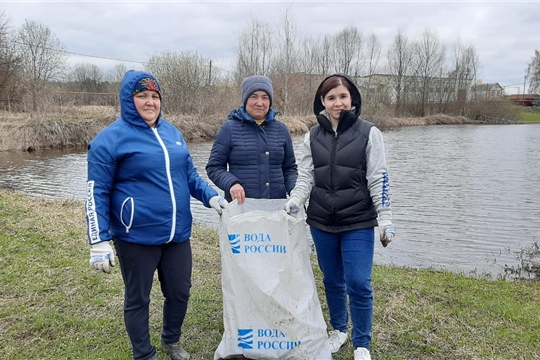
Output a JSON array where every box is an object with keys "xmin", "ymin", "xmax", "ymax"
[{"xmin": 206, "ymin": 75, "xmax": 297, "ymax": 203}]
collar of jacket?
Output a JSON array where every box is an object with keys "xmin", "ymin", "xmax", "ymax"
[
  {"xmin": 228, "ymin": 106, "xmax": 277, "ymax": 123},
  {"xmin": 316, "ymin": 109, "xmax": 358, "ymax": 134}
]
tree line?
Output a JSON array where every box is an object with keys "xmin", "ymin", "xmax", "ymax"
[{"xmin": 0, "ymin": 6, "xmax": 538, "ymax": 120}]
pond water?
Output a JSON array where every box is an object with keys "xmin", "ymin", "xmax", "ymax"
[{"xmin": 1, "ymin": 124, "xmax": 539, "ymax": 279}]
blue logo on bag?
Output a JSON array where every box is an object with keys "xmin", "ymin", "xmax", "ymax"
[
  {"xmin": 228, "ymin": 234, "xmax": 241, "ymax": 254},
  {"xmin": 237, "ymin": 328, "xmax": 301, "ymax": 350},
  {"xmin": 227, "ymin": 232, "xmax": 286, "ymax": 255},
  {"xmin": 238, "ymin": 329, "xmax": 253, "ymax": 349}
]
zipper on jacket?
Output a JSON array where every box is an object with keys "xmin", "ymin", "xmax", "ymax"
[
  {"xmin": 331, "ymin": 132, "xmax": 338, "ymax": 224},
  {"xmin": 120, "ymin": 197, "xmax": 134, "ymax": 233},
  {"xmin": 153, "ymin": 127, "xmax": 176, "ymax": 243}
]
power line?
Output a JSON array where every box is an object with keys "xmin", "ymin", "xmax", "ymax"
[
  {"xmin": 11, "ymin": 40, "xmax": 145, "ymax": 64},
  {"xmin": 9, "ymin": 40, "xmax": 234, "ymax": 73},
  {"xmin": 502, "ymin": 80, "xmax": 532, "ymax": 88}
]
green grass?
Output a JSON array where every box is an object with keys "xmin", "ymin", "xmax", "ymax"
[
  {"xmin": 1, "ymin": 188, "xmax": 539, "ymax": 360},
  {"xmin": 519, "ymin": 109, "xmax": 540, "ymax": 122}
]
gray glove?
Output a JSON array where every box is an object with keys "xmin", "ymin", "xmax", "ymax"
[
  {"xmin": 284, "ymin": 198, "xmax": 300, "ymax": 214},
  {"xmin": 378, "ymin": 219, "xmax": 395, "ymax": 247},
  {"xmin": 209, "ymin": 196, "xmax": 228, "ymax": 215},
  {"xmin": 89, "ymin": 241, "xmax": 115, "ymax": 274}
]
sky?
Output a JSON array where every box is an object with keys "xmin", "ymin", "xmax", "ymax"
[{"xmin": 2, "ymin": 0, "xmax": 539, "ymax": 95}]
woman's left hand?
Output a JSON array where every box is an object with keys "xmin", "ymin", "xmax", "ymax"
[{"xmin": 229, "ymin": 183, "xmax": 246, "ymax": 204}]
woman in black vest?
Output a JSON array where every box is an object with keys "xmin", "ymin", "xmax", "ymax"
[{"xmin": 285, "ymin": 74, "xmax": 395, "ymax": 360}]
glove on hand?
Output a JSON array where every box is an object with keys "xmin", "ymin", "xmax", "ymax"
[
  {"xmin": 89, "ymin": 241, "xmax": 116, "ymax": 274},
  {"xmin": 284, "ymin": 198, "xmax": 300, "ymax": 214},
  {"xmin": 378, "ymin": 219, "xmax": 395, "ymax": 247},
  {"xmin": 210, "ymin": 196, "xmax": 228, "ymax": 215}
]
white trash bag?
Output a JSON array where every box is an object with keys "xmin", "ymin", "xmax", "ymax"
[{"xmin": 214, "ymin": 198, "xmax": 331, "ymax": 360}]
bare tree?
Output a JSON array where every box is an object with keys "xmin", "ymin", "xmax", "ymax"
[
  {"xmin": 0, "ymin": 9, "xmax": 22, "ymax": 111},
  {"xmin": 146, "ymin": 51, "xmax": 224, "ymax": 116},
  {"xmin": 365, "ymin": 33, "xmax": 381, "ymax": 76},
  {"xmin": 273, "ymin": 3, "xmax": 299, "ymax": 115},
  {"xmin": 333, "ymin": 25, "xmax": 362, "ymax": 75},
  {"xmin": 106, "ymin": 63, "xmax": 128, "ymax": 85},
  {"xmin": 312, "ymin": 34, "xmax": 332, "ymax": 75},
  {"xmin": 363, "ymin": 32, "xmax": 381, "ymax": 102},
  {"xmin": 16, "ymin": 20, "xmax": 67, "ymax": 111},
  {"xmin": 448, "ymin": 39, "xmax": 479, "ymax": 114},
  {"xmin": 387, "ymin": 29, "xmax": 413, "ymax": 113},
  {"xmin": 293, "ymin": 36, "xmax": 320, "ymax": 114},
  {"xmin": 104, "ymin": 63, "xmax": 128, "ymax": 101},
  {"xmin": 410, "ymin": 28, "xmax": 445, "ymax": 116},
  {"xmin": 527, "ymin": 49, "xmax": 540, "ymax": 94},
  {"xmin": 235, "ymin": 16, "xmax": 273, "ymax": 80},
  {"xmin": 70, "ymin": 62, "xmax": 104, "ymax": 93}
]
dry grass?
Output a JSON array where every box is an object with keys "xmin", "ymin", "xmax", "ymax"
[
  {"xmin": 0, "ymin": 109, "xmax": 495, "ymax": 151},
  {"xmin": 366, "ymin": 114, "xmax": 472, "ymax": 129},
  {"xmin": 0, "ymin": 116, "xmax": 116, "ymax": 151}
]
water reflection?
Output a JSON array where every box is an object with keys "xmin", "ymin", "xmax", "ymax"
[{"xmin": 1, "ymin": 124, "xmax": 539, "ymax": 278}]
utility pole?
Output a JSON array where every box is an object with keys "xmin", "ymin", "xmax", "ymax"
[
  {"xmin": 523, "ymin": 75, "xmax": 527, "ymax": 95},
  {"xmin": 208, "ymin": 60, "xmax": 212, "ymax": 86}
]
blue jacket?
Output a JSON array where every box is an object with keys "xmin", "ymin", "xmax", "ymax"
[
  {"xmin": 206, "ymin": 107, "xmax": 297, "ymax": 202},
  {"xmin": 86, "ymin": 70, "xmax": 218, "ymax": 245}
]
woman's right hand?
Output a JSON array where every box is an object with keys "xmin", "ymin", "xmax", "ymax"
[{"xmin": 230, "ymin": 183, "xmax": 246, "ymax": 204}]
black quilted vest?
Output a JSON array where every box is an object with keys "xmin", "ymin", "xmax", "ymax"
[{"xmin": 306, "ymin": 111, "xmax": 378, "ymax": 233}]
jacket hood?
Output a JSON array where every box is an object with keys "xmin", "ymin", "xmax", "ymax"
[
  {"xmin": 120, "ymin": 70, "xmax": 162, "ymax": 127},
  {"xmin": 313, "ymin": 74, "xmax": 362, "ymax": 118}
]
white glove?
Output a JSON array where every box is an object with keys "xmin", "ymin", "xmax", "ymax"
[
  {"xmin": 209, "ymin": 196, "xmax": 228, "ymax": 215},
  {"xmin": 284, "ymin": 198, "xmax": 300, "ymax": 214},
  {"xmin": 89, "ymin": 241, "xmax": 116, "ymax": 274},
  {"xmin": 378, "ymin": 219, "xmax": 395, "ymax": 247}
]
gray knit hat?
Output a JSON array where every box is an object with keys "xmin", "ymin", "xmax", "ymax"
[{"xmin": 241, "ymin": 75, "xmax": 273, "ymax": 108}]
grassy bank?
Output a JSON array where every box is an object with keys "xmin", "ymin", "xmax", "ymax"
[
  {"xmin": 519, "ymin": 109, "xmax": 540, "ymax": 122},
  {"xmin": 0, "ymin": 107, "xmax": 492, "ymax": 151},
  {"xmin": 0, "ymin": 189, "xmax": 538, "ymax": 359}
]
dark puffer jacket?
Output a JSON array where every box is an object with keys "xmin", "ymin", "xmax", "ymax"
[{"xmin": 206, "ymin": 107, "xmax": 297, "ymax": 202}]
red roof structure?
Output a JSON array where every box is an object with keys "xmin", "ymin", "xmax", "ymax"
[{"xmin": 508, "ymin": 94, "xmax": 540, "ymax": 107}]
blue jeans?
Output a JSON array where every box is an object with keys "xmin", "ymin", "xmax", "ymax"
[{"xmin": 310, "ymin": 226, "xmax": 375, "ymax": 349}]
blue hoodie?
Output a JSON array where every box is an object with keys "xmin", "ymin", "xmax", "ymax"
[{"xmin": 86, "ymin": 70, "xmax": 218, "ymax": 245}]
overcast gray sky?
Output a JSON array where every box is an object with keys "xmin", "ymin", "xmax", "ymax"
[{"xmin": 2, "ymin": 1, "xmax": 538, "ymax": 94}]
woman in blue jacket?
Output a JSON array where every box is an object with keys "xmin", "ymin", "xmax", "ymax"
[
  {"xmin": 206, "ymin": 75, "xmax": 297, "ymax": 204},
  {"xmin": 86, "ymin": 70, "xmax": 227, "ymax": 360}
]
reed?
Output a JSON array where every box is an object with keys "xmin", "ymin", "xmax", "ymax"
[{"xmin": 0, "ymin": 111, "xmax": 506, "ymax": 152}]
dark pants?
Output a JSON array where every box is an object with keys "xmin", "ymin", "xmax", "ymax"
[{"xmin": 114, "ymin": 239, "xmax": 192, "ymax": 360}]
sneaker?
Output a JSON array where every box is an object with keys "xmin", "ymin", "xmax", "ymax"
[
  {"xmin": 161, "ymin": 340, "xmax": 190, "ymax": 360},
  {"xmin": 327, "ymin": 329, "xmax": 348, "ymax": 353},
  {"xmin": 354, "ymin": 347, "xmax": 372, "ymax": 360}
]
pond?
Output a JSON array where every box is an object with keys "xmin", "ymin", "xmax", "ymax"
[{"xmin": 1, "ymin": 124, "xmax": 539, "ymax": 279}]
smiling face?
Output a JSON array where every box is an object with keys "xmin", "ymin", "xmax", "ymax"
[
  {"xmin": 321, "ymin": 84, "xmax": 352, "ymax": 122},
  {"xmin": 133, "ymin": 90, "xmax": 161, "ymax": 126},
  {"xmin": 245, "ymin": 90, "xmax": 271, "ymax": 123}
]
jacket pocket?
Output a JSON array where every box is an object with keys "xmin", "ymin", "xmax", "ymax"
[{"xmin": 120, "ymin": 197, "xmax": 134, "ymax": 233}]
